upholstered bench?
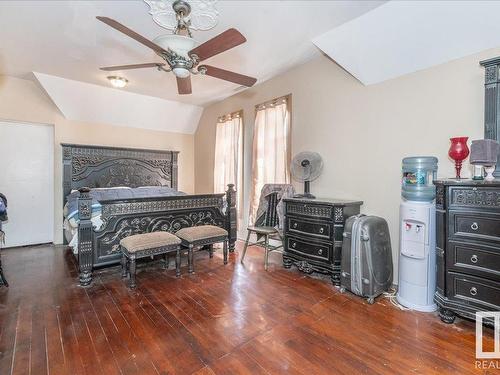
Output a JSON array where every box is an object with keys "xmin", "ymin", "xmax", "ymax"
[
  {"xmin": 175, "ymin": 225, "xmax": 229, "ymax": 273},
  {"xmin": 120, "ymin": 231, "xmax": 182, "ymax": 289}
]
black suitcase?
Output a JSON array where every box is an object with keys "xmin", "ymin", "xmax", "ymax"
[{"xmin": 340, "ymin": 214, "xmax": 393, "ymax": 304}]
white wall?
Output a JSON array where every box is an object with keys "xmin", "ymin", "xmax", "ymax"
[
  {"xmin": 194, "ymin": 47, "xmax": 499, "ymax": 280},
  {"xmin": 0, "ymin": 121, "xmax": 54, "ymax": 247}
]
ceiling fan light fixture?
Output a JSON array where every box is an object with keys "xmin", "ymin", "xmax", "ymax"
[
  {"xmin": 96, "ymin": 8, "xmax": 256, "ymax": 95},
  {"xmin": 107, "ymin": 76, "xmax": 129, "ymax": 88},
  {"xmin": 172, "ymin": 67, "xmax": 190, "ymax": 78},
  {"xmin": 153, "ymin": 34, "xmax": 198, "ymax": 58}
]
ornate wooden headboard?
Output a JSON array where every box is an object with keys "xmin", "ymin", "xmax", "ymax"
[{"xmin": 62, "ymin": 144, "xmax": 179, "ymax": 203}]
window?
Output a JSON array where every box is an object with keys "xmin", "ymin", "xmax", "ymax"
[
  {"xmin": 249, "ymin": 95, "xmax": 291, "ymax": 224},
  {"xmin": 214, "ymin": 110, "xmax": 243, "ymax": 226}
]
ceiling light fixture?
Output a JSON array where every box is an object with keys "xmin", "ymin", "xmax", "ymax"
[{"xmin": 107, "ymin": 76, "xmax": 128, "ymax": 88}]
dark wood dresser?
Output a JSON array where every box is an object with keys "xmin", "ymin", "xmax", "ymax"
[
  {"xmin": 282, "ymin": 197, "xmax": 363, "ymax": 285},
  {"xmin": 434, "ymin": 179, "xmax": 500, "ymax": 325}
]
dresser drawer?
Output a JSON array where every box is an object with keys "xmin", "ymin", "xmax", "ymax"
[
  {"xmin": 286, "ymin": 236, "xmax": 331, "ymax": 261},
  {"xmin": 286, "ymin": 202, "xmax": 332, "ymax": 219},
  {"xmin": 287, "ymin": 217, "xmax": 332, "ymax": 240},
  {"xmin": 449, "ymin": 186, "xmax": 500, "ymax": 210},
  {"xmin": 449, "ymin": 211, "xmax": 500, "ymax": 244},
  {"xmin": 447, "ymin": 272, "xmax": 500, "ymax": 310},
  {"xmin": 447, "ymin": 241, "xmax": 500, "ymax": 280}
]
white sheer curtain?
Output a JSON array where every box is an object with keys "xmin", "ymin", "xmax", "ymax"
[
  {"xmin": 249, "ymin": 96, "xmax": 291, "ymax": 224},
  {"xmin": 214, "ymin": 112, "xmax": 243, "ymax": 225}
]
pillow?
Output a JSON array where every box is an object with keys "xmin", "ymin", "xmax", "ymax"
[{"xmin": 71, "ymin": 186, "xmax": 131, "ymax": 194}]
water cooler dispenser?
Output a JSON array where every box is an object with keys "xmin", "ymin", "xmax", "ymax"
[{"xmin": 397, "ymin": 157, "xmax": 438, "ymax": 312}]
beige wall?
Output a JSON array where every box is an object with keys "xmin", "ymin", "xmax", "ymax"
[
  {"xmin": 195, "ymin": 48, "xmax": 500, "ymax": 280},
  {"xmin": 0, "ymin": 75, "xmax": 195, "ymax": 244}
]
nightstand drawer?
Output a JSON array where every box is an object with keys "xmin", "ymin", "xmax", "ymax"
[
  {"xmin": 287, "ymin": 217, "xmax": 332, "ymax": 240},
  {"xmin": 286, "ymin": 202, "xmax": 332, "ymax": 219},
  {"xmin": 449, "ymin": 211, "xmax": 500, "ymax": 243},
  {"xmin": 447, "ymin": 241, "xmax": 500, "ymax": 280},
  {"xmin": 447, "ymin": 272, "xmax": 500, "ymax": 310},
  {"xmin": 286, "ymin": 236, "xmax": 331, "ymax": 261}
]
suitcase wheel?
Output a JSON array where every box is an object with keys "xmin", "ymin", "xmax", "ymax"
[
  {"xmin": 339, "ymin": 287, "xmax": 346, "ymax": 294},
  {"xmin": 367, "ymin": 297, "xmax": 375, "ymax": 305}
]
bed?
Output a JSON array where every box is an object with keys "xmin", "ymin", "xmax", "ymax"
[{"xmin": 62, "ymin": 144, "xmax": 237, "ymax": 286}]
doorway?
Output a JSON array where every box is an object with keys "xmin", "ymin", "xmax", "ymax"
[{"xmin": 0, "ymin": 121, "xmax": 54, "ymax": 247}]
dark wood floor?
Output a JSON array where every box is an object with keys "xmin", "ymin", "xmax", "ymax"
[{"xmin": 0, "ymin": 242, "xmax": 494, "ymax": 375}]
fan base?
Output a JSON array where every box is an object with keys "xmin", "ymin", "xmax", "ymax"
[
  {"xmin": 293, "ymin": 193, "xmax": 316, "ymax": 199},
  {"xmin": 172, "ymin": 0, "xmax": 191, "ymax": 17}
]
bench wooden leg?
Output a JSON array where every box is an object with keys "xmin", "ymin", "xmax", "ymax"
[
  {"xmin": 129, "ymin": 257, "xmax": 137, "ymax": 289},
  {"xmin": 121, "ymin": 253, "xmax": 128, "ymax": 278},
  {"xmin": 223, "ymin": 240, "xmax": 228, "ymax": 265},
  {"xmin": 175, "ymin": 249, "xmax": 181, "ymax": 277},
  {"xmin": 188, "ymin": 245, "xmax": 194, "ymax": 274},
  {"xmin": 164, "ymin": 253, "xmax": 169, "ymax": 270}
]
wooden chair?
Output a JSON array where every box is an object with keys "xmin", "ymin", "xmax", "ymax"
[{"xmin": 241, "ymin": 184, "xmax": 290, "ymax": 270}]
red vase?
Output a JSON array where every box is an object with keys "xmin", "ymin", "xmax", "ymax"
[{"xmin": 448, "ymin": 137, "xmax": 470, "ymax": 179}]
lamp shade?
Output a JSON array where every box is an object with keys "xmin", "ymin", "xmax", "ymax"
[
  {"xmin": 470, "ymin": 139, "xmax": 500, "ymax": 165},
  {"xmin": 153, "ymin": 34, "xmax": 199, "ymax": 58}
]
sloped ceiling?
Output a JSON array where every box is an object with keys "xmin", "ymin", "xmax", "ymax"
[
  {"xmin": 313, "ymin": 1, "xmax": 500, "ymax": 85},
  {"xmin": 5, "ymin": 1, "xmax": 500, "ymax": 133},
  {"xmin": 35, "ymin": 72, "xmax": 203, "ymax": 134}
]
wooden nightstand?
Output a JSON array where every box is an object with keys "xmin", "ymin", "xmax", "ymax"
[{"xmin": 282, "ymin": 197, "xmax": 363, "ymax": 285}]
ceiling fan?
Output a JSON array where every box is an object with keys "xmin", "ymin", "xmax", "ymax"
[{"xmin": 97, "ymin": 0, "xmax": 257, "ymax": 95}]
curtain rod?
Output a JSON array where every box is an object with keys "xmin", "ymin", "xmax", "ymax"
[
  {"xmin": 218, "ymin": 110, "xmax": 243, "ymax": 123},
  {"xmin": 255, "ymin": 94, "xmax": 290, "ymax": 110}
]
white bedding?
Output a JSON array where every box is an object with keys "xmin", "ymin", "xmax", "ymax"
[{"xmin": 63, "ymin": 212, "xmax": 104, "ymax": 254}]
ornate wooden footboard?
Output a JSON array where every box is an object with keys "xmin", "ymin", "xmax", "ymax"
[{"xmin": 77, "ymin": 185, "xmax": 236, "ymax": 286}]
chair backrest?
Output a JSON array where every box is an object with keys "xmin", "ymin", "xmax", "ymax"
[
  {"xmin": 263, "ymin": 191, "xmax": 280, "ymax": 228},
  {"xmin": 254, "ymin": 184, "xmax": 293, "ymax": 228}
]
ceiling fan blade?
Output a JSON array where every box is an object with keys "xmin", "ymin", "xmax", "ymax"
[
  {"xmin": 199, "ymin": 65, "xmax": 257, "ymax": 87},
  {"xmin": 189, "ymin": 28, "xmax": 246, "ymax": 61},
  {"xmin": 100, "ymin": 63, "xmax": 165, "ymax": 71},
  {"xmin": 176, "ymin": 76, "xmax": 192, "ymax": 95},
  {"xmin": 96, "ymin": 16, "xmax": 166, "ymax": 54}
]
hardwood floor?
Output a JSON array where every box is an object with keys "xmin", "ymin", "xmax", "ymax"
[{"xmin": 0, "ymin": 242, "xmax": 494, "ymax": 374}]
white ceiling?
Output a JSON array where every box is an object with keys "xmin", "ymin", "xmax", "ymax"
[
  {"xmin": 313, "ymin": 1, "xmax": 500, "ymax": 85},
  {"xmin": 0, "ymin": 0, "xmax": 383, "ymax": 107},
  {"xmin": 35, "ymin": 72, "xmax": 203, "ymax": 134}
]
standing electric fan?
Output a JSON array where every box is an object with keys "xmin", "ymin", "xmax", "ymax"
[{"xmin": 291, "ymin": 152, "xmax": 323, "ymax": 199}]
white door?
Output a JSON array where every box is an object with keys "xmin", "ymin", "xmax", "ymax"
[{"xmin": 0, "ymin": 121, "xmax": 54, "ymax": 247}]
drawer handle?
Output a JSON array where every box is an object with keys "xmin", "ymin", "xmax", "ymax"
[
  {"xmin": 291, "ymin": 242, "xmax": 296, "ymax": 248},
  {"xmin": 318, "ymin": 249, "xmax": 323, "ymax": 255},
  {"xmin": 293, "ymin": 222, "xmax": 298, "ymax": 229},
  {"xmin": 471, "ymin": 254, "xmax": 478, "ymax": 264},
  {"xmin": 471, "ymin": 222, "xmax": 479, "ymax": 231},
  {"xmin": 470, "ymin": 287, "xmax": 478, "ymax": 296},
  {"xmin": 319, "ymin": 228, "xmax": 324, "ymax": 234}
]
